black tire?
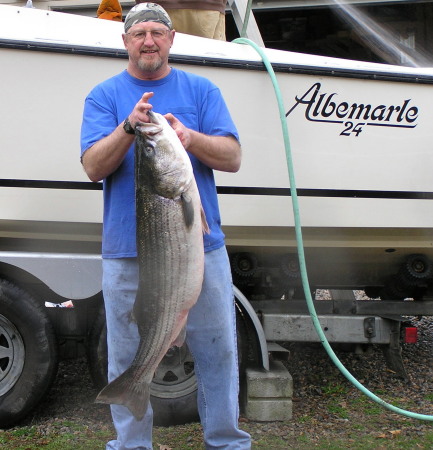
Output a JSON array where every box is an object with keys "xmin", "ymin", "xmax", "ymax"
[
  {"xmin": 399, "ymin": 254, "xmax": 433, "ymax": 286},
  {"xmin": 0, "ymin": 279, "xmax": 58, "ymax": 428},
  {"xmin": 87, "ymin": 306, "xmax": 108, "ymax": 392},
  {"xmin": 150, "ymin": 343, "xmax": 199, "ymax": 426},
  {"xmin": 230, "ymin": 252, "xmax": 258, "ymax": 278},
  {"xmin": 235, "ymin": 302, "xmax": 260, "ymax": 372},
  {"xmin": 380, "ymin": 275, "xmax": 414, "ymax": 301},
  {"xmin": 87, "ymin": 307, "xmax": 199, "ymax": 426}
]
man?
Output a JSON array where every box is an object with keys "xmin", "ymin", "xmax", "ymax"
[{"xmin": 80, "ymin": 3, "xmax": 251, "ymax": 449}]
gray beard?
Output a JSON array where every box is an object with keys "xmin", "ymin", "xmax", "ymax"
[{"xmin": 137, "ymin": 56, "xmax": 163, "ymax": 73}]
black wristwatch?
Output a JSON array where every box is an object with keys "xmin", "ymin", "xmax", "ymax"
[{"xmin": 123, "ymin": 117, "xmax": 135, "ymax": 135}]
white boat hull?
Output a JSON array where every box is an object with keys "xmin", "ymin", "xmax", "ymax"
[{"xmin": 1, "ymin": 5, "xmax": 432, "ymax": 289}]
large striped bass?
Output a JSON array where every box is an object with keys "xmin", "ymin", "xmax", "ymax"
[{"xmin": 96, "ymin": 111, "xmax": 208, "ymax": 420}]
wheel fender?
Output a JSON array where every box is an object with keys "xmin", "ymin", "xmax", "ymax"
[
  {"xmin": 0, "ymin": 252, "xmax": 102, "ymax": 299},
  {"xmin": 233, "ymin": 285, "xmax": 269, "ymax": 371}
]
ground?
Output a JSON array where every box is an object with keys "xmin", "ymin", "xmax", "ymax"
[{"xmin": 2, "ymin": 316, "xmax": 433, "ymax": 449}]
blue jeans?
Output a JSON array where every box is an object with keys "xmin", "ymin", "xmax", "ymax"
[{"xmin": 102, "ymin": 246, "xmax": 251, "ymax": 450}]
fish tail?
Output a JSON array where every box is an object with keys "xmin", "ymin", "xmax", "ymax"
[{"xmin": 95, "ymin": 369, "xmax": 151, "ymax": 421}]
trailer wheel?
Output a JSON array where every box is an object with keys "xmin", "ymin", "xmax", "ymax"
[
  {"xmin": 400, "ymin": 254, "xmax": 433, "ymax": 286},
  {"xmin": 87, "ymin": 306, "xmax": 108, "ymax": 391},
  {"xmin": 231, "ymin": 252, "xmax": 258, "ymax": 278},
  {"xmin": 0, "ymin": 279, "xmax": 58, "ymax": 428},
  {"xmin": 87, "ymin": 307, "xmax": 199, "ymax": 426},
  {"xmin": 150, "ymin": 343, "xmax": 199, "ymax": 426},
  {"xmin": 235, "ymin": 302, "xmax": 260, "ymax": 370}
]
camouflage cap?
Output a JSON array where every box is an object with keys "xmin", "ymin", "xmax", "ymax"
[{"xmin": 124, "ymin": 3, "xmax": 173, "ymax": 32}]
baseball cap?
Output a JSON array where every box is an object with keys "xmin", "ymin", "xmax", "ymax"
[{"xmin": 124, "ymin": 3, "xmax": 173, "ymax": 32}]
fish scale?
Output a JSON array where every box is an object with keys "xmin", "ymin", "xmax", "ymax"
[{"xmin": 96, "ymin": 111, "xmax": 207, "ymax": 420}]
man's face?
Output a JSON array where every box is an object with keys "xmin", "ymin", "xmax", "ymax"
[{"xmin": 123, "ymin": 21, "xmax": 174, "ymax": 75}]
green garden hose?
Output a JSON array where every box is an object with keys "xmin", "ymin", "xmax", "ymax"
[{"xmin": 233, "ymin": 36, "xmax": 433, "ymax": 422}]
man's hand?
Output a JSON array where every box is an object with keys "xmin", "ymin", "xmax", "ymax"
[
  {"xmin": 129, "ymin": 92, "xmax": 154, "ymax": 127},
  {"xmin": 164, "ymin": 112, "xmax": 241, "ymax": 173},
  {"xmin": 82, "ymin": 91, "xmax": 157, "ymax": 182},
  {"xmin": 165, "ymin": 112, "xmax": 191, "ymax": 148}
]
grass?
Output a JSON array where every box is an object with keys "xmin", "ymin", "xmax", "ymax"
[
  {"xmin": 1, "ymin": 382, "xmax": 432, "ymax": 450},
  {"xmin": 1, "ymin": 421, "xmax": 432, "ymax": 449},
  {"xmin": 0, "ymin": 423, "xmax": 113, "ymax": 449},
  {"xmin": 350, "ymin": 393, "xmax": 385, "ymax": 417}
]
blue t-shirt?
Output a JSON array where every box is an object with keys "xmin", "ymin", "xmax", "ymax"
[{"xmin": 81, "ymin": 68, "xmax": 238, "ymax": 258}]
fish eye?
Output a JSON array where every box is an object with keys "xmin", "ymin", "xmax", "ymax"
[{"xmin": 144, "ymin": 145, "xmax": 154, "ymax": 156}]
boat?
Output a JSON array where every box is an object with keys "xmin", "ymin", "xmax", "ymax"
[
  {"xmin": 0, "ymin": 4, "xmax": 433, "ymax": 295},
  {"xmin": 1, "ymin": 4, "xmax": 433, "ymax": 427}
]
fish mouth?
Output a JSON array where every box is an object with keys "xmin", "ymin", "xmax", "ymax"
[
  {"xmin": 145, "ymin": 110, "xmax": 163, "ymax": 128},
  {"xmin": 136, "ymin": 111, "xmax": 162, "ymax": 136},
  {"xmin": 146, "ymin": 110, "xmax": 157, "ymax": 122}
]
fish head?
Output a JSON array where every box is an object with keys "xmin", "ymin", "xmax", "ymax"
[{"xmin": 135, "ymin": 112, "xmax": 193, "ymax": 199}]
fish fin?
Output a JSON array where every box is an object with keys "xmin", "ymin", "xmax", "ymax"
[
  {"xmin": 181, "ymin": 193, "xmax": 194, "ymax": 228},
  {"xmin": 201, "ymin": 205, "xmax": 210, "ymax": 234},
  {"xmin": 95, "ymin": 369, "xmax": 151, "ymax": 421},
  {"xmin": 181, "ymin": 194, "xmax": 209, "ymax": 233},
  {"xmin": 172, "ymin": 326, "xmax": 186, "ymax": 347}
]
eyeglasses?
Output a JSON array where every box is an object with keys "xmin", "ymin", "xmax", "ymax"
[{"xmin": 126, "ymin": 29, "xmax": 170, "ymax": 41}]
